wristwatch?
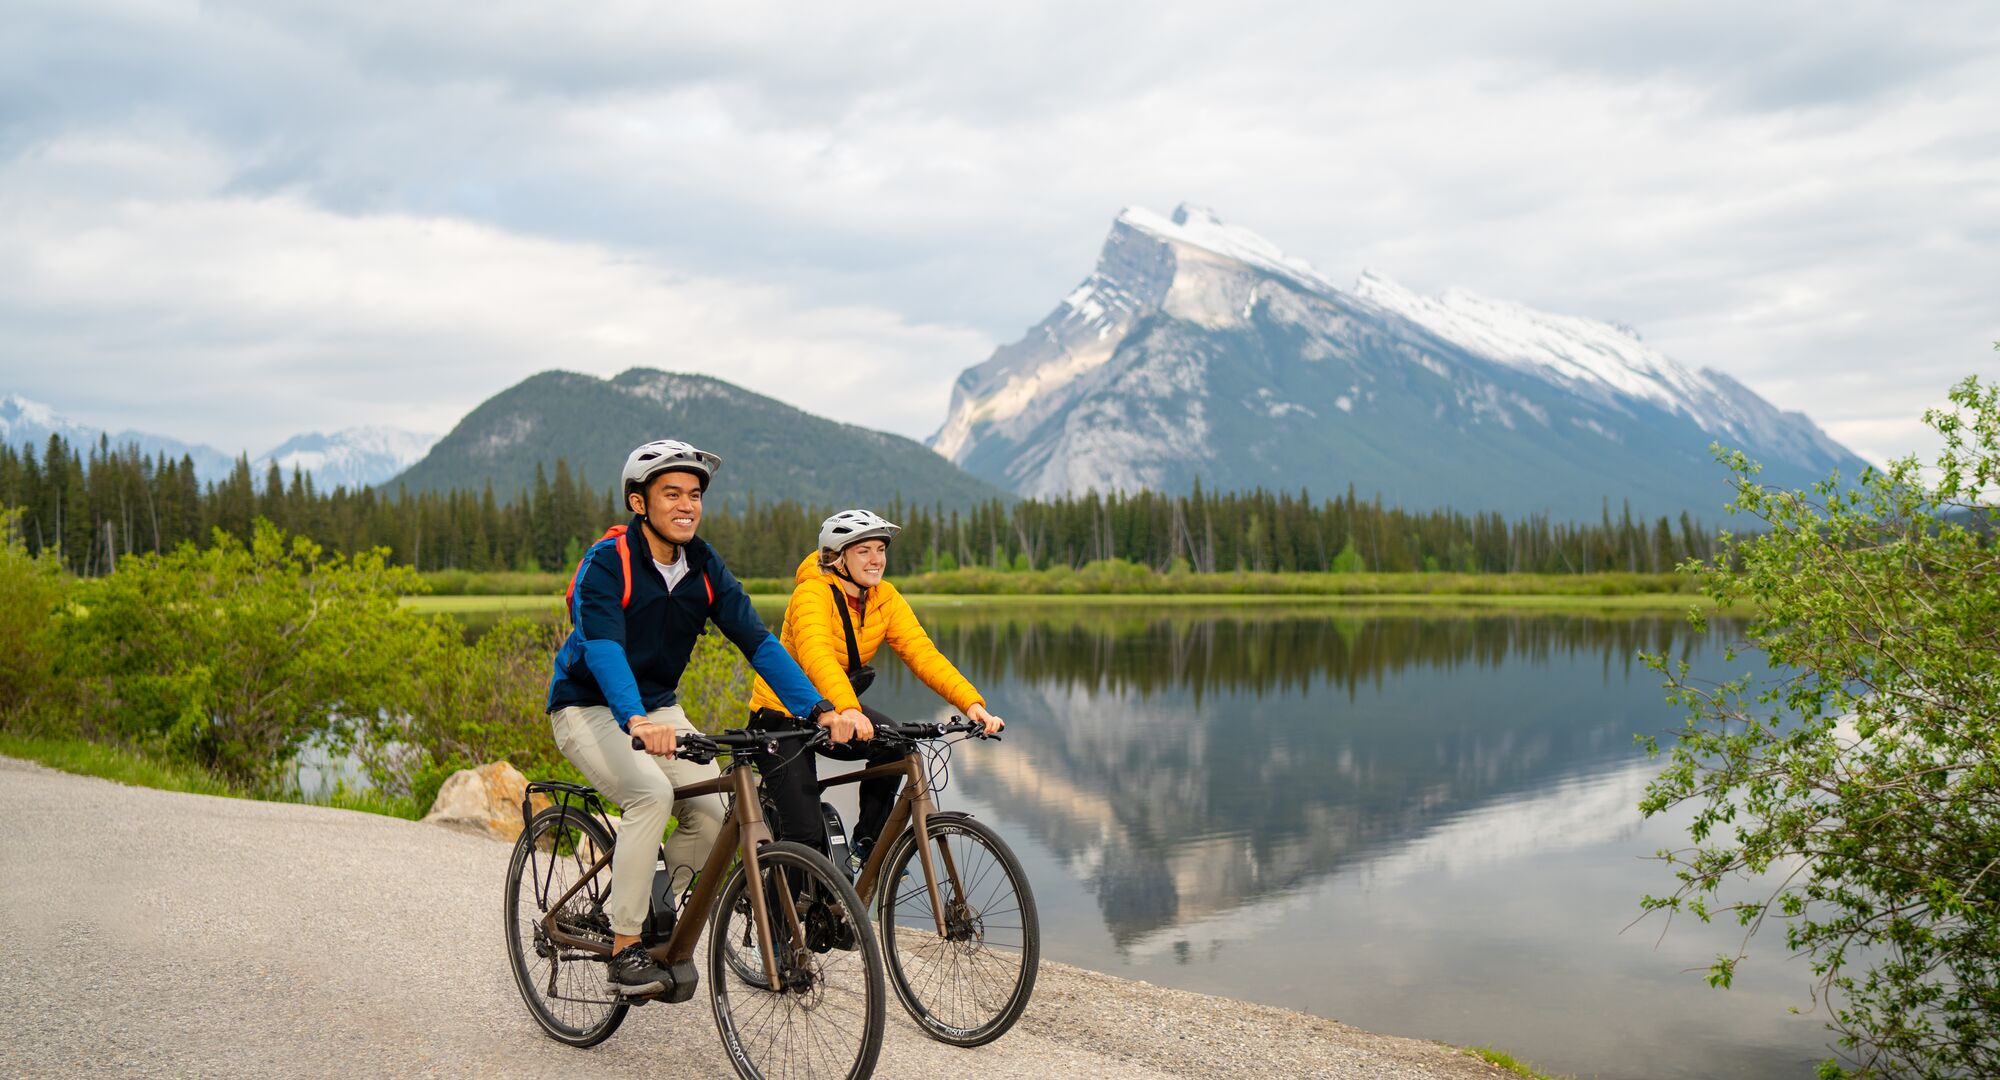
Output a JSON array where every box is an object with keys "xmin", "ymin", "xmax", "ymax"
[{"xmin": 805, "ymin": 698, "xmax": 836, "ymax": 722}]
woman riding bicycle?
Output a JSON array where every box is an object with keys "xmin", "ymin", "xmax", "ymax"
[{"xmin": 748, "ymin": 509, "xmax": 1004, "ymax": 867}]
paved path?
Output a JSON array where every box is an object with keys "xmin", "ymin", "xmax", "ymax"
[{"xmin": 0, "ymin": 757, "xmax": 1503, "ymax": 1078}]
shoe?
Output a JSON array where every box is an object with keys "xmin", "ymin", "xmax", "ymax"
[{"xmin": 607, "ymin": 942, "xmax": 670, "ymax": 996}]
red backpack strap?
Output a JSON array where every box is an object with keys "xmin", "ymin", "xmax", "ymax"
[
  {"xmin": 614, "ymin": 530, "xmax": 632, "ymax": 608},
  {"xmin": 564, "ymin": 525, "xmax": 636, "ymax": 615},
  {"xmin": 703, "ymin": 571, "xmax": 714, "ymax": 606}
]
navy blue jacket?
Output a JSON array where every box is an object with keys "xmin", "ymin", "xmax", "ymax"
[{"xmin": 546, "ymin": 518, "xmax": 822, "ymax": 730}]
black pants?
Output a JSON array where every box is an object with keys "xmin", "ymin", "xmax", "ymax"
[{"xmin": 748, "ymin": 706, "xmax": 910, "ymax": 857}]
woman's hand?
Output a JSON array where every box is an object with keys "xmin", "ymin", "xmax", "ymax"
[
  {"xmin": 630, "ymin": 717, "xmax": 677, "ymax": 756},
  {"xmin": 966, "ymin": 703, "xmax": 1005, "ymax": 736}
]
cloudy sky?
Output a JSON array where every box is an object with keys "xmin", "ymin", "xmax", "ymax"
[{"xmin": 3, "ymin": 0, "xmax": 1995, "ymax": 466}]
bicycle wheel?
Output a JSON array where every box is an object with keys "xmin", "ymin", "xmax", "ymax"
[
  {"xmin": 877, "ymin": 814, "xmax": 1039, "ymax": 1046},
  {"xmin": 504, "ymin": 805, "xmax": 630, "ymax": 1047},
  {"xmin": 708, "ymin": 841, "xmax": 885, "ymax": 1080}
]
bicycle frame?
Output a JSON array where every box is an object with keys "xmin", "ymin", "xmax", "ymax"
[
  {"xmin": 819, "ymin": 752, "xmax": 959, "ymax": 937},
  {"xmin": 536, "ymin": 755, "xmax": 803, "ymax": 990}
]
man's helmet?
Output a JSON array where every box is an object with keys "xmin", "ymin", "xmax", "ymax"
[
  {"xmin": 622, "ymin": 439, "xmax": 722, "ymax": 495},
  {"xmin": 818, "ymin": 509, "xmax": 901, "ymax": 566}
]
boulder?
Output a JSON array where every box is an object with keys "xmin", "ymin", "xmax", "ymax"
[{"xmin": 422, "ymin": 761, "xmax": 549, "ymax": 842}]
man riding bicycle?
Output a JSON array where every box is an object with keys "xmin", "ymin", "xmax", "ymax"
[
  {"xmin": 747, "ymin": 509, "xmax": 1004, "ymax": 870},
  {"xmin": 545, "ymin": 439, "xmax": 832, "ymax": 997}
]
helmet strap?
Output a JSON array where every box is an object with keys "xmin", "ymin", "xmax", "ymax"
[
  {"xmin": 636, "ymin": 509, "xmax": 680, "ymax": 565},
  {"xmin": 828, "ymin": 553, "xmax": 871, "ymax": 607}
]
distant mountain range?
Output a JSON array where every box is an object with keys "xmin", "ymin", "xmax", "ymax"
[
  {"xmin": 388, "ymin": 368, "xmax": 1008, "ymax": 511},
  {"xmin": 929, "ymin": 204, "xmax": 1870, "ymax": 520},
  {"xmin": 0, "ymin": 395, "xmax": 436, "ymax": 490},
  {"xmin": 258, "ymin": 427, "xmax": 439, "ymax": 492},
  {"xmin": 14, "ymin": 204, "xmax": 1871, "ymax": 522}
]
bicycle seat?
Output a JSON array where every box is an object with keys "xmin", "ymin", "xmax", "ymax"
[{"xmin": 526, "ymin": 780, "xmax": 599, "ymax": 798}]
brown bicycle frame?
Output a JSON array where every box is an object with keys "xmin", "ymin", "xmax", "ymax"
[
  {"xmin": 821, "ymin": 752, "xmax": 961, "ymax": 937},
  {"xmin": 536, "ymin": 756, "xmax": 802, "ymax": 989}
]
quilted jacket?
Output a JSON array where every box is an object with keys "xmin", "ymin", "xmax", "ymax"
[{"xmin": 747, "ymin": 553, "xmax": 983, "ymax": 717}]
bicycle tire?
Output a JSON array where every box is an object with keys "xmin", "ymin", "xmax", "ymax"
[
  {"xmin": 877, "ymin": 814, "xmax": 1039, "ymax": 1046},
  {"xmin": 503, "ymin": 805, "xmax": 630, "ymax": 1047},
  {"xmin": 708, "ymin": 841, "xmax": 886, "ymax": 1080}
]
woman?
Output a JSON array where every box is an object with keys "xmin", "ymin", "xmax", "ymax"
[{"xmin": 747, "ymin": 508, "xmax": 1004, "ymax": 867}]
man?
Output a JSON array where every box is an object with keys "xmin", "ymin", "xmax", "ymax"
[
  {"xmin": 748, "ymin": 508, "xmax": 1003, "ymax": 869},
  {"xmin": 546, "ymin": 439, "xmax": 832, "ymax": 996}
]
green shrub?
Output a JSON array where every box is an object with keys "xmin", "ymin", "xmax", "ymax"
[
  {"xmin": 678, "ymin": 629, "xmax": 754, "ymax": 732},
  {"xmin": 53, "ymin": 521, "xmax": 432, "ymax": 790},
  {"xmin": 363, "ymin": 614, "xmax": 573, "ymax": 800},
  {"xmin": 0, "ymin": 509, "xmax": 74, "ymax": 734},
  {"xmin": 1642, "ymin": 374, "xmax": 2000, "ymax": 1078}
]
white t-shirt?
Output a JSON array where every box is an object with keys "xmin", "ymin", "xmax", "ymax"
[{"xmin": 653, "ymin": 551, "xmax": 689, "ymax": 592}]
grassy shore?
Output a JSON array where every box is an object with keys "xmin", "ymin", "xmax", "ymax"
[
  {"xmin": 412, "ymin": 566, "xmax": 1711, "ymax": 614},
  {"xmin": 404, "ymin": 589, "xmax": 1716, "ymax": 615},
  {"xmin": 0, "ymin": 731, "xmax": 421, "ymax": 819}
]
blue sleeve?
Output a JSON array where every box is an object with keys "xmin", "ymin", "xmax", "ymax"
[
  {"xmin": 581, "ymin": 641, "xmax": 647, "ymax": 731},
  {"xmin": 572, "ymin": 542, "xmax": 647, "ymax": 729},
  {"xmin": 708, "ymin": 554, "xmax": 823, "ymax": 718}
]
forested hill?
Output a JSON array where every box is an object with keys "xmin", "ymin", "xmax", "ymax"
[{"xmin": 389, "ymin": 369, "xmax": 1008, "ymax": 512}]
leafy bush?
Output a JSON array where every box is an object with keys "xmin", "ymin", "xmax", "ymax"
[
  {"xmin": 54, "ymin": 522, "xmax": 432, "ymax": 790},
  {"xmin": 678, "ymin": 629, "xmax": 754, "ymax": 732},
  {"xmin": 0, "ymin": 510, "xmax": 76, "ymax": 733},
  {"xmin": 1642, "ymin": 374, "xmax": 2000, "ymax": 1078},
  {"xmin": 362, "ymin": 614, "xmax": 574, "ymax": 802}
]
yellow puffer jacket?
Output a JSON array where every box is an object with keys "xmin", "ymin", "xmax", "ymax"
[{"xmin": 748, "ymin": 554, "xmax": 983, "ymax": 717}]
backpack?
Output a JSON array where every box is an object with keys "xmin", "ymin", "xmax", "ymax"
[{"xmin": 564, "ymin": 524, "xmax": 713, "ymax": 618}]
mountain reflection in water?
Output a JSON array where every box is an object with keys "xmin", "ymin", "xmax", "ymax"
[
  {"xmin": 866, "ymin": 609, "xmax": 1704, "ymax": 948},
  {"xmin": 853, "ymin": 606, "xmax": 1833, "ymax": 1079}
]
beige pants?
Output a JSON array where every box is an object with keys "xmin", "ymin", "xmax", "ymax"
[{"xmin": 549, "ymin": 703, "xmax": 728, "ymax": 937}]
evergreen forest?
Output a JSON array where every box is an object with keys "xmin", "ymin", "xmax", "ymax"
[{"xmin": 2, "ymin": 434, "xmax": 1723, "ymax": 580}]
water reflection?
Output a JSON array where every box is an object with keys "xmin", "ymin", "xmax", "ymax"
[
  {"xmin": 848, "ymin": 605, "xmax": 1827, "ymax": 1079},
  {"xmin": 872, "ymin": 610, "xmax": 1707, "ymax": 947}
]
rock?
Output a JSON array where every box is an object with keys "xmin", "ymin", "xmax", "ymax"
[{"xmin": 421, "ymin": 761, "xmax": 549, "ymax": 842}]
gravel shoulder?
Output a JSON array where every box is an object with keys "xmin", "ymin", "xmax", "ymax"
[{"xmin": 0, "ymin": 756, "xmax": 1508, "ymax": 1079}]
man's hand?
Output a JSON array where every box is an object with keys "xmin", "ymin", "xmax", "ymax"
[
  {"xmin": 819, "ymin": 708, "xmax": 871, "ymax": 744},
  {"xmin": 966, "ymin": 703, "xmax": 1005, "ymax": 736},
  {"xmin": 630, "ymin": 718, "xmax": 677, "ymax": 756}
]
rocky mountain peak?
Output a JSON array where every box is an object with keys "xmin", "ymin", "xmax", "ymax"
[{"xmin": 928, "ymin": 204, "xmax": 1869, "ymax": 518}]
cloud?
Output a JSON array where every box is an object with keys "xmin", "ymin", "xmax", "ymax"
[
  {"xmin": 1, "ymin": 0, "xmax": 1995, "ymax": 467},
  {"xmin": 0, "ymin": 132, "xmax": 989, "ymax": 454}
]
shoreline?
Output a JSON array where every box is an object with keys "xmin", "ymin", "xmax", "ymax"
[{"xmin": 402, "ymin": 590, "xmax": 1714, "ymax": 615}]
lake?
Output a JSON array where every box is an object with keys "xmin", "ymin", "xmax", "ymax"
[{"xmin": 820, "ymin": 603, "xmax": 1837, "ymax": 1079}]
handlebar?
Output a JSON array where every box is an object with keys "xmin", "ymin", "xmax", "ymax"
[
  {"xmin": 631, "ymin": 726, "xmax": 828, "ymax": 762},
  {"xmin": 631, "ymin": 715, "xmax": 999, "ymax": 759},
  {"xmin": 872, "ymin": 715, "xmax": 1002, "ymax": 743}
]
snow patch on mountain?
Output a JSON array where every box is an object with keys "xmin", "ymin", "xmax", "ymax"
[
  {"xmin": 1118, "ymin": 204, "xmax": 1341, "ymax": 297},
  {"xmin": 1353, "ymin": 271, "xmax": 1718, "ymax": 425}
]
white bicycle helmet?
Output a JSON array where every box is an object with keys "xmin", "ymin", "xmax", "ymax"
[
  {"xmin": 621, "ymin": 439, "xmax": 722, "ymax": 494},
  {"xmin": 818, "ymin": 509, "xmax": 901, "ymax": 566}
]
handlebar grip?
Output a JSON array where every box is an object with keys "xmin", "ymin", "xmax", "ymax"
[{"xmin": 631, "ymin": 735, "xmax": 643, "ymax": 751}]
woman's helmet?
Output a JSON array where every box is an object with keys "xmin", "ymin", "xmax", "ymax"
[
  {"xmin": 621, "ymin": 439, "xmax": 722, "ymax": 496},
  {"xmin": 818, "ymin": 509, "xmax": 901, "ymax": 567}
]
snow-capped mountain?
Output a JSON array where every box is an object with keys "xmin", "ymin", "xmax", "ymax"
[
  {"xmin": 930, "ymin": 204, "xmax": 1868, "ymax": 520},
  {"xmin": 2, "ymin": 394, "xmax": 237, "ymax": 480},
  {"xmin": 2, "ymin": 394, "xmax": 436, "ymax": 489},
  {"xmin": 255, "ymin": 427, "xmax": 439, "ymax": 492}
]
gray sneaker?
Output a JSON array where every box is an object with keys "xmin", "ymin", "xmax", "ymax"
[{"xmin": 607, "ymin": 942, "xmax": 669, "ymax": 996}]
